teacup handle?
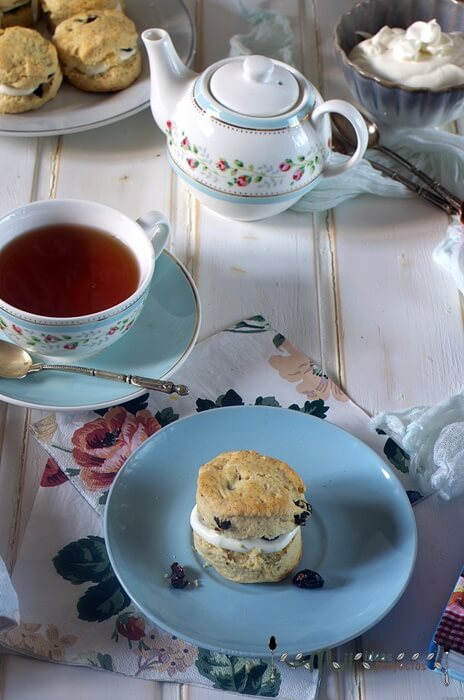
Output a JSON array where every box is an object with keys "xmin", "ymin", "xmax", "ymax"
[
  {"xmin": 136, "ymin": 211, "xmax": 171, "ymax": 259},
  {"xmin": 310, "ymin": 99, "xmax": 368, "ymax": 178}
]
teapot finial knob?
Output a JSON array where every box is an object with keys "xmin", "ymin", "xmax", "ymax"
[{"xmin": 243, "ymin": 55, "xmax": 274, "ymax": 83}]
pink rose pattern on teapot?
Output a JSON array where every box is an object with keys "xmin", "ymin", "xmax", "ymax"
[{"xmin": 166, "ymin": 120, "xmax": 324, "ymax": 197}]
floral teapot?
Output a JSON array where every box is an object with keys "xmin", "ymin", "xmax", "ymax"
[{"xmin": 142, "ymin": 29, "xmax": 368, "ymax": 221}]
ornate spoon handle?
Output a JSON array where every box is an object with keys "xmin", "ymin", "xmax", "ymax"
[
  {"xmin": 365, "ymin": 157, "xmax": 456, "ymax": 215},
  {"xmin": 30, "ymin": 363, "xmax": 189, "ymax": 395},
  {"xmin": 374, "ymin": 143, "xmax": 462, "ymax": 214}
]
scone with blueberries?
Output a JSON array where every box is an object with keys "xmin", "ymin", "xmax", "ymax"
[
  {"xmin": 191, "ymin": 450, "xmax": 312, "ymax": 583},
  {"xmin": 40, "ymin": 0, "xmax": 124, "ymax": 31},
  {"xmin": 0, "ymin": 0, "xmax": 40, "ymax": 28},
  {"xmin": 53, "ymin": 9, "xmax": 141, "ymax": 93},
  {"xmin": 0, "ymin": 26, "xmax": 62, "ymax": 113}
]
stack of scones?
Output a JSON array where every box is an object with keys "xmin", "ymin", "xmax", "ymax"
[
  {"xmin": 191, "ymin": 450, "xmax": 312, "ymax": 583},
  {"xmin": 0, "ymin": 0, "xmax": 141, "ymax": 113}
]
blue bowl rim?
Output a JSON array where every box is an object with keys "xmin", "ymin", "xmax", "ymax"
[{"xmin": 334, "ymin": 0, "xmax": 464, "ymax": 94}]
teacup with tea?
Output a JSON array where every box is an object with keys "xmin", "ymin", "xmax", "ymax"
[{"xmin": 0, "ymin": 199, "xmax": 170, "ymax": 361}]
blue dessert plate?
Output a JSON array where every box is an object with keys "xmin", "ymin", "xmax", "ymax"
[
  {"xmin": 0, "ymin": 251, "xmax": 200, "ymax": 411},
  {"xmin": 105, "ymin": 405, "xmax": 417, "ymax": 657}
]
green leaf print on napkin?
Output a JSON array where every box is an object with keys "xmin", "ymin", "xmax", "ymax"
[
  {"xmin": 77, "ymin": 577, "xmax": 130, "ymax": 623},
  {"xmin": 196, "ymin": 389, "xmax": 244, "ymax": 412},
  {"xmin": 383, "ymin": 438, "xmax": 411, "ymax": 474},
  {"xmin": 196, "ymin": 390, "xmax": 330, "ymax": 419},
  {"xmin": 255, "ymin": 396, "xmax": 281, "ymax": 407},
  {"xmin": 289, "ymin": 399, "xmax": 329, "ymax": 420},
  {"xmin": 196, "ymin": 649, "xmax": 281, "ymax": 696},
  {"xmin": 53, "ymin": 536, "xmax": 130, "ymax": 622},
  {"xmin": 225, "ymin": 315, "xmax": 271, "ymax": 334},
  {"xmin": 86, "ymin": 651, "xmax": 114, "ymax": 671},
  {"xmin": 53, "ymin": 536, "xmax": 111, "ymax": 584}
]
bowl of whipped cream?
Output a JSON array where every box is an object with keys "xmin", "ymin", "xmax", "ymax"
[{"xmin": 335, "ymin": 0, "xmax": 464, "ymax": 127}]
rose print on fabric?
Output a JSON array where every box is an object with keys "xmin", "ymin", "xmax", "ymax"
[
  {"xmin": 40, "ymin": 457, "xmax": 68, "ymax": 487},
  {"xmin": 112, "ymin": 611, "xmax": 197, "ymax": 676},
  {"xmin": 71, "ymin": 406, "xmax": 162, "ymax": 491},
  {"xmin": 269, "ymin": 335, "xmax": 348, "ymax": 402},
  {"xmin": 113, "ymin": 612, "xmax": 148, "ymax": 649}
]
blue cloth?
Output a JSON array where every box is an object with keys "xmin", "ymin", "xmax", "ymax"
[{"xmin": 0, "ymin": 556, "xmax": 19, "ymax": 633}]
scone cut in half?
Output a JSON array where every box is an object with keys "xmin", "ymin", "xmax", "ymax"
[
  {"xmin": 0, "ymin": 26, "xmax": 62, "ymax": 113},
  {"xmin": 53, "ymin": 9, "xmax": 141, "ymax": 92},
  {"xmin": 41, "ymin": 0, "xmax": 124, "ymax": 31},
  {"xmin": 0, "ymin": 0, "xmax": 40, "ymax": 28},
  {"xmin": 191, "ymin": 450, "xmax": 312, "ymax": 583}
]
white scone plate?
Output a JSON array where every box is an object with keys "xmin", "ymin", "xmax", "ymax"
[
  {"xmin": 105, "ymin": 405, "xmax": 417, "ymax": 657},
  {"xmin": 0, "ymin": 0, "xmax": 195, "ymax": 136}
]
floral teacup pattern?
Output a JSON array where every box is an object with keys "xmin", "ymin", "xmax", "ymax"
[{"xmin": 0, "ymin": 298, "xmax": 144, "ymax": 361}]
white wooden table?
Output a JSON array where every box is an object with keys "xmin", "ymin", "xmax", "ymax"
[{"xmin": 1, "ymin": 1, "xmax": 464, "ymax": 698}]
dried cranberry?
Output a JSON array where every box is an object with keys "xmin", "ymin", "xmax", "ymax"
[
  {"xmin": 169, "ymin": 562, "xmax": 191, "ymax": 589},
  {"xmin": 296, "ymin": 513, "xmax": 311, "ymax": 526},
  {"xmin": 171, "ymin": 577, "xmax": 189, "ymax": 589},
  {"xmin": 293, "ymin": 569, "xmax": 324, "ymax": 589},
  {"xmin": 170, "ymin": 562, "xmax": 185, "ymax": 580},
  {"xmin": 214, "ymin": 517, "xmax": 231, "ymax": 530},
  {"xmin": 293, "ymin": 500, "xmax": 312, "ymax": 526}
]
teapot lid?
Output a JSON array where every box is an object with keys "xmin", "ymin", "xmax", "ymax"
[{"xmin": 209, "ymin": 55, "xmax": 300, "ymax": 117}]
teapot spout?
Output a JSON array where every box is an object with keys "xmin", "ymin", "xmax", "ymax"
[{"xmin": 142, "ymin": 28, "xmax": 197, "ymax": 132}]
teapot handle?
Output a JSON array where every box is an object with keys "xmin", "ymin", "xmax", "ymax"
[{"xmin": 311, "ymin": 99, "xmax": 368, "ymax": 178}]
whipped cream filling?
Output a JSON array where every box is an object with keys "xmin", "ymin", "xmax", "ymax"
[
  {"xmin": 78, "ymin": 48, "xmax": 138, "ymax": 76},
  {"xmin": 190, "ymin": 505, "xmax": 299, "ymax": 554},
  {"xmin": 349, "ymin": 19, "xmax": 464, "ymax": 89},
  {"xmin": 0, "ymin": 81, "xmax": 41, "ymax": 96}
]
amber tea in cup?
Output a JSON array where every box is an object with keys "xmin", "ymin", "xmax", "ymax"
[
  {"xmin": 0, "ymin": 223, "xmax": 140, "ymax": 317},
  {"xmin": 0, "ymin": 198, "xmax": 170, "ymax": 361}
]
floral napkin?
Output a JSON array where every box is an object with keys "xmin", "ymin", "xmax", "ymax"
[
  {"xmin": 30, "ymin": 316, "xmax": 422, "ymax": 515},
  {"xmin": 0, "ymin": 316, "xmax": 422, "ymax": 699}
]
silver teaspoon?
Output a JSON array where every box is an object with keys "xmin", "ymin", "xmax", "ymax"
[{"xmin": 0, "ymin": 340, "xmax": 189, "ymax": 396}]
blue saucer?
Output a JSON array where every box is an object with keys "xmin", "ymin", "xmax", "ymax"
[
  {"xmin": 0, "ymin": 251, "xmax": 200, "ymax": 411},
  {"xmin": 105, "ymin": 405, "xmax": 417, "ymax": 657}
]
